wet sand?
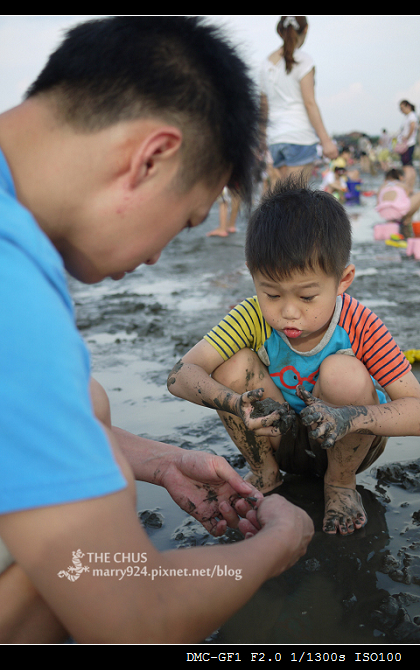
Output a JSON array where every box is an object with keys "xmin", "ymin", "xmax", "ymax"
[{"xmin": 69, "ymin": 172, "xmax": 420, "ymax": 646}]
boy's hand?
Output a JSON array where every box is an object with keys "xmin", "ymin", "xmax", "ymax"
[
  {"xmin": 237, "ymin": 389, "xmax": 297, "ymax": 437},
  {"xmin": 297, "ymin": 385, "xmax": 355, "ymax": 448}
]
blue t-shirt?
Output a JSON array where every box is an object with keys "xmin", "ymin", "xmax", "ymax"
[{"xmin": 0, "ymin": 149, "xmax": 126, "ymax": 514}]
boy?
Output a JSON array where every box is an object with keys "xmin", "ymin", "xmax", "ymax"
[{"xmin": 168, "ymin": 177, "xmax": 420, "ymax": 536}]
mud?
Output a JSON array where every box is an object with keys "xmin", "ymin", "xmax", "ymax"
[
  {"xmin": 250, "ymin": 398, "xmax": 284, "ymax": 419},
  {"xmin": 69, "ymin": 172, "xmax": 420, "ymax": 644},
  {"xmin": 250, "ymin": 397, "xmax": 298, "ymax": 437}
]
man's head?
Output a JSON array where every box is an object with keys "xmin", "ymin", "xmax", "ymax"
[
  {"xmin": 8, "ymin": 16, "xmax": 260, "ymax": 283},
  {"xmin": 25, "ymin": 16, "xmax": 259, "ymax": 201},
  {"xmin": 245, "ymin": 176, "xmax": 352, "ymax": 285}
]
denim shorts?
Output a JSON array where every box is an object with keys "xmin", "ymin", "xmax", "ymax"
[{"xmin": 270, "ymin": 142, "xmax": 318, "ymax": 168}]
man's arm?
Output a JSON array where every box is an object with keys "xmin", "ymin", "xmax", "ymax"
[
  {"xmin": 0, "ymin": 475, "xmax": 313, "ymax": 643},
  {"xmin": 91, "ymin": 377, "xmax": 264, "ymax": 535},
  {"xmin": 0, "ymin": 378, "xmax": 311, "ymax": 644},
  {"xmin": 111, "ymin": 426, "xmax": 264, "ymax": 536},
  {"xmin": 0, "ymin": 562, "xmax": 68, "ymax": 643}
]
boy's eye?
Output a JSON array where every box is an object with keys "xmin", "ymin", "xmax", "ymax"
[{"xmin": 301, "ymin": 295, "xmax": 315, "ymax": 302}]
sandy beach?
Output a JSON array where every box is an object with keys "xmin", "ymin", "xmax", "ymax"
[{"xmin": 69, "ymin": 170, "xmax": 420, "ymax": 645}]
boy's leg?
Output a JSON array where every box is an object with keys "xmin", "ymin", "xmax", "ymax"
[
  {"xmin": 212, "ymin": 349, "xmax": 283, "ymax": 492},
  {"xmin": 312, "ymin": 354, "xmax": 383, "ymax": 535}
]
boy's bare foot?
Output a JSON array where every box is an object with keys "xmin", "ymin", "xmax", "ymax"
[
  {"xmin": 323, "ymin": 483, "xmax": 367, "ymax": 535},
  {"xmin": 227, "ymin": 227, "xmax": 237, "ymax": 233},
  {"xmin": 245, "ymin": 469, "xmax": 283, "ymax": 494}
]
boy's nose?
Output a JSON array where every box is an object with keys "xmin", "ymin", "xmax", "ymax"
[{"xmin": 281, "ymin": 301, "xmax": 300, "ymax": 320}]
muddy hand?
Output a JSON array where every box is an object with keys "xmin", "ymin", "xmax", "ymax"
[
  {"xmin": 215, "ymin": 492, "xmax": 264, "ymax": 537},
  {"xmin": 246, "ymin": 394, "xmax": 297, "ymax": 437},
  {"xmin": 296, "ymin": 385, "xmax": 346, "ymax": 449},
  {"xmin": 272, "ymin": 401, "xmax": 298, "ymax": 438}
]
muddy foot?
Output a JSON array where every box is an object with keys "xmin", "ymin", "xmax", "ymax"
[{"xmin": 323, "ymin": 484, "xmax": 367, "ymax": 535}]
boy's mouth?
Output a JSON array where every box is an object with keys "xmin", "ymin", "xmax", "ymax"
[{"xmin": 283, "ymin": 327, "xmax": 302, "ymax": 339}]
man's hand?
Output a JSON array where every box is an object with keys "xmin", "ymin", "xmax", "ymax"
[
  {"xmin": 159, "ymin": 450, "xmax": 264, "ymax": 537},
  {"xmin": 236, "ymin": 388, "xmax": 297, "ymax": 437},
  {"xmin": 241, "ymin": 494, "xmax": 314, "ymax": 574},
  {"xmin": 297, "ymin": 385, "xmax": 363, "ymax": 448}
]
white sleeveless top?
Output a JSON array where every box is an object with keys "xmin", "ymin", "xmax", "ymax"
[{"xmin": 260, "ymin": 49, "xmax": 319, "ymax": 146}]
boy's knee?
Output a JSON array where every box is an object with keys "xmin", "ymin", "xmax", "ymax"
[
  {"xmin": 212, "ymin": 348, "xmax": 267, "ymax": 392},
  {"xmin": 316, "ymin": 354, "xmax": 377, "ymax": 406}
]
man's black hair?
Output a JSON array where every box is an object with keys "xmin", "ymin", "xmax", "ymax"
[
  {"xmin": 26, "ymin": 16, "xmax": 260, "ymax": 200},
  {"xmin": 245, "ymin": 176, "xmax": 352, "ymax": 282}
]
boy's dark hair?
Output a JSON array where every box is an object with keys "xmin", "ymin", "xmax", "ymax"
[
  {"xmin": 245, "ymin": 177, "xmax": 352, "ymax": 282},
  {"xmin": 25, "ymin": 16, "xmax": 259, "ymax": 200}
]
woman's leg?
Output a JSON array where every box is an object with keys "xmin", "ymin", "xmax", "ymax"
[{"xmin": 272, "ymin": 164, "xmax": 314, "ymax": 184}]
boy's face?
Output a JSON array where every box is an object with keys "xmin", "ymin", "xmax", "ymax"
[{"xmin": 253, "ymin": 265, "xmax": 355, "ymax": 352}]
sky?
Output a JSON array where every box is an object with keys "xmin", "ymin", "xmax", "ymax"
[{"xmin": 1, "ymin": 15, "xmax": 419, "ymax": 137}]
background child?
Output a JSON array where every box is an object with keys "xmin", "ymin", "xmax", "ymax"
[
  {"xmin": 168, "ymin": 177, "xmax": 420, "ymax": 536},
  {"xmin": 321, "ymin": 163, "xmax": 348, "ymax": 202},
  {"xmin": 376, "ymin": 168, "xmax": 420, "ymax": 237}
]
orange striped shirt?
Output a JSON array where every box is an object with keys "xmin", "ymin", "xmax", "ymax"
[{"xmin": 339, "ymin": 293, "xmax": 411, "ymax": 388}]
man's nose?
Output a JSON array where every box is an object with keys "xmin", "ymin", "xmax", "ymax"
[{"xmin": 145, "ymin": 252, "xmax": 161, "ymax": 266}]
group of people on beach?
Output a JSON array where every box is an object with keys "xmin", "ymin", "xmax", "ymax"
[{"xmin": 1, "ymin": 15, "xmax": 420, "ymax": 645}]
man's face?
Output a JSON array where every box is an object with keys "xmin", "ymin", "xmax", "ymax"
[{"xmin": 62, "ymin": 160, "xmax": 228, "ymax": 284}]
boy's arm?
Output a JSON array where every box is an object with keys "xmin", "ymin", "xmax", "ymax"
[
  {"xmin": 167, "ymin": 340, "xmax": 287, "ymax": 435},
  {"xmin": 167, "ymin": 339, "xmax": 242, "ymax": 414},
  {"xmin": 298, "ymin": 371, "xmax": 420, "ymax": 448}
]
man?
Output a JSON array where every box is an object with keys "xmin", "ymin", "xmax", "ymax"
[{"xmin": 0, "ymin": 16, "xmax": 313, "ymax": 643}]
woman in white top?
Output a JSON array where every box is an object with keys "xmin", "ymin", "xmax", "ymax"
[
  {"xmin": 260, "ymin": 16, "xmax": 337, "ymax": 183},
  {"xmin": 397, "ymin": 100, "xmax": 418, "ymax": 194}
]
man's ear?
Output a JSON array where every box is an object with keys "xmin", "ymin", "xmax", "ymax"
[
  {"xmin": 337, "ymin": 263, "xmax": 355, "ymax": 295},
  {"xmin": 128, "ymin": 126, "xmax": 183, "ymax": 188}
]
